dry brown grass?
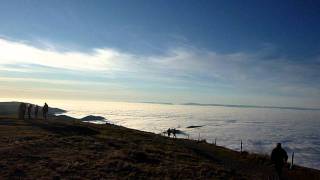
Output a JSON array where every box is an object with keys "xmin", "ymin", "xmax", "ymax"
[{"xmin": 0, "ymin": 116, "xmax": 319, "ymax": 179}]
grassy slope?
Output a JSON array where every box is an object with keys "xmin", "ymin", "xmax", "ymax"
[{"xmin": 0, "ymin": 116, "xmax": 319, "ymax": 180}]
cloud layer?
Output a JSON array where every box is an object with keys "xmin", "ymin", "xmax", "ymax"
[{"xmin": 0, "ymin": 38, "xmax": 319, "ymax": 106}]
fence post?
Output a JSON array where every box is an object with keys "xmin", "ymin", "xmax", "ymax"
[
  {"xmin": 240, "ymin": 140, "xmax": 243, "ymax": 153},
  {"xmin": 214, "ymin": 138, "xmax": 216, "ymax": 145}
]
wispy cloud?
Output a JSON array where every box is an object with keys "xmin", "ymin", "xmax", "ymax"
[
  {"xmin": 0, "ymin": 38, "xmax": 128, "ymax": 71},
  {"xmin": 0, "ymin": 37, "xmax": 319, "ymax": 106}
]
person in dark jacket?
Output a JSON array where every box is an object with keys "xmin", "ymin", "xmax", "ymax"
[
  {"xmin": 172, "ymin": 128, "xmax": 177, "ymax": 138},
  {"xmin": 43, "ymin": 103, "xmax": 49, "ymax": 120},
  {"xmin": 34, "ymin": 105, "xmax": 39, "ymax": 119},
  {"xmin": 271, "ymin": 143, "xmax": 288, "ymax": 178},
  {"xmin": 27, "ymin": 104, "xmax": 33, "ymax": 120},
  {"xmin": 167, "ymin": 128, "xmax": 171, "ymax": 137},
  {"xmin": 18, "ymin": 103, "xmax": 27, "ymax": 120}
]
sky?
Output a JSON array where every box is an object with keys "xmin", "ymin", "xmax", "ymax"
[{"xmin": 0, "ymin": 0, "xmax": 320, "ymax": 107}]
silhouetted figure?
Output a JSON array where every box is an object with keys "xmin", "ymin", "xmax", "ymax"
[
  {"xmin": 18, "ymin": 103, "xmax": 27, "ymax": 120},
  {"xmin": 167, "ymin": 128, "xmax": 171, "ymax": 137},
  {"xmin": 271, "ymin": 143, "xmax": 288, "ymax": 179},
  {"xmin": 43, "ymin": 103, "xmax": 49, "ymax": 120},
  {"xmin": 172, "ymin": 128, "xmax": 177, "ymax": 138},
  {"xmin": 34, "ymin": 105, "xmax": 39, "ymax": 119},
  {"xmin": 27, "ymin": 104, "xmax": 33, "ymax": 120}
]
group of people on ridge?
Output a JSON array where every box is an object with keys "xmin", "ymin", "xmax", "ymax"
[
  {"xmin": 18, "ymin": 102, "xmax": 49, "ymax": 120},
  {"xmin": 166, "ymin": 128, "xmax": 177, "ymax": 138}
]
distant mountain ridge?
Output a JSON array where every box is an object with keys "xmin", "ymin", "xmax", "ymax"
[
  {"xmin": 137, "ymin": 101, "xmax": 320, "ymax": 111},
  {"xmin": 140, "ymin": 102, "xmax": 173, "ymax": 105},
  {"xmin": 182, "ymin": 103, "xmax": 320, "ymax": 111}
]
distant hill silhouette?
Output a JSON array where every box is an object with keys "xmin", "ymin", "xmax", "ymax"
[
  {"xmin": 0, "ymin": 102, "xmax": 66, "ymax": 115},
  {"xmin": 182, "ymin": 103, "xmax": 320, "ymax": 111},
  {"xmin": 140, "ymin": 102, "xmax": 173, "ymax": 105},
  {"xmin": 81, "ymin": 115, "xmax": 105, "ymax": 121}
]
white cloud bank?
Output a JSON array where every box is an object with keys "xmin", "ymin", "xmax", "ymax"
[
  {"xmin": 0, "ymin": 38, "xmax": 131, "ymax": 71},
  {"xmin": 0, "ymin": 37, "xmax": 320, "ymax": 106}
]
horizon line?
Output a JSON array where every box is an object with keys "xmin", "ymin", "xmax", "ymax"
[{"xmin": 140, "ymin": 101, "xmax": 320, "ymax": 111}]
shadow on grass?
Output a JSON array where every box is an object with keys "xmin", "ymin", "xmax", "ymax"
[{"xmin": 26, "ymin": 119, "xmax": 99, "ymax": 136}]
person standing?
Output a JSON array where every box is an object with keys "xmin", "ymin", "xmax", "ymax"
[
  {"xmin": 34, "ymin": 105, "xmax": 39, "ymax": 119},
  {"xmin": 167, "ymin": 128, "xmax": 171, "ymax": 137},
  {"xmin": 18, "ymin": 103, "xmax": 27, "ymax": 120},
  {"xmin": 43, "ymin": 103, "xmax": 49, "ymax": 120},
  {"xmin": 27, "ymin": 104, "xmax": 33, "ymax": 120},
  {"xmin": 271, "ymin": 143, "xmax": 288, "ymax": 179},
  {"xmin": 172, "ymin": 128, "xmax": 177, "ymax": 138}
]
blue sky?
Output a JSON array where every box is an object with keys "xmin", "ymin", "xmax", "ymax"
[{"xmin": 0, "ymin": 0, "xmax": 320, "ymax": 107}]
